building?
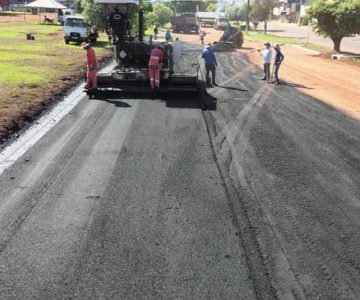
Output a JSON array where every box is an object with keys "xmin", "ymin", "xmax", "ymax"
[
  {"xmin": 274, "ymin": 0, "xmax": 310, "ymax": 23},
  {"xmin": 0, "ymin": 0, "xmax": 10, "ymax": 10}
]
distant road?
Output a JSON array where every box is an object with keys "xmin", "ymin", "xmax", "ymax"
[{"xmin": 267, "ymin": 21, "xmax": 360, "ymax": 53}]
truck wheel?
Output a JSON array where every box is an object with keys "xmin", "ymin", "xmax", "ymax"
[
  {"xmin": 65, "ymin": 39, "xmax": 69, "ymax": 44},
  {"xmin": 91, "ymin": 38, "xmax": 97, "ymax": 43}
]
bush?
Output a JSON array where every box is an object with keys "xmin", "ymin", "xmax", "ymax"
[{"xmin": 300, "ymin": 15, "xmax": 311, "ymax": 26}]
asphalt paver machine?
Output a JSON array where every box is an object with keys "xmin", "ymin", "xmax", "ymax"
[{"xmin": 86, "ymin": 0, "xmax": 199, "ymax": 97}]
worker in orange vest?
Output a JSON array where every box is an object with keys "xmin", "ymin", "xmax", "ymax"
[
  {"xmin": 148, "ymin": 45, "xmax": 164, "ymax": 90},
  {"xmin": 82, "ymin": 42, "xmax": 97, "ymax": 90}
]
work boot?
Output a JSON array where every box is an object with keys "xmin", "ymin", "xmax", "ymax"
[{"xmin": 260, "ymin": 77, "xmax": 266, "ymax": 80}]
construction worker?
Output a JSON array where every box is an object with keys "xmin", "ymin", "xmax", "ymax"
[
  {"xmin": 273, "ymin": 44, "xmax": 285, "ymax": 84},
  {"xmin": 164, "ymin": 29, "xmax": 172, "ymax": 43},
  {"xmin": 107, "ymin": 7, "xmax": 128, "ymax": 43},
  {"xmin": 202, "ymin": 43, "xmax": 217, "ymax": 86},
  {"xmin": 148, "ymin": 45, "xmax": 164, "ymax": 90},
  {"xmin": 259, "ymin": 42, "xmax": 272, "ymax": 81},
  {"xmin": 82, "ymin": 42, "xmax": 97, "ymax": 90},
  {"xmin": 199, "ymin": 29, "xmax": 206, "ymax": 44},
  {"xmin": 153, "ymin": 24, "xmax": 159, "ymax": 40}
]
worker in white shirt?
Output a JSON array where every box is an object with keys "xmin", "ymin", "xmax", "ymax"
[{"xmin": 258, "ymin": 42, "xmax": 272, "ymax": 81}]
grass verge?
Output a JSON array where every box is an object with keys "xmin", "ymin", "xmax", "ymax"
[
  {"xmin": 0, "ymin": 20, "xmax": 112, "ymax": 141},
  {"xmin": 244, "ymin": 30, "xmax": 332, "ymax": 53}
]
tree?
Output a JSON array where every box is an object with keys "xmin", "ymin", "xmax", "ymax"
[
  {"xmin": 307, "ymin": 0, "xmax": 360, "ymax": 53},
  {"xmin": 250, "ymin": 0, "xmax": 279, "ymax": 34},
  {"xmin": 206, "ymin": 3, "xmax": 216, "ymax": 12},
  {"xmin": 165, "ymin": 1, "xmax": 197, "ymax": 14},
  {"xmin": 145, "ymin": 11, "xmax": 157, "ymax": 28},
  {"xmin": 235, "ymin": 4, "xmax": 248, "ymax": 23},
  {"xmin": 153, "ymin": 4, "xmax": 173, "ymax": 26},
  {"xmin": 80, "ymin": 0, "xmax": 106, "ymax": 29},
  {"xmin": 226, "ymin": 4, "xmax": 248, "ymax": 23}
]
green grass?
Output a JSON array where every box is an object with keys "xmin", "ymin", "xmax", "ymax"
[
  {"xmin": 0, "ymin": 21, "xmax": 109, "ymax": 86},
  {"xmin": 244, "ymin": 31, "xmax": 299, "ymax": 44},
  {"xmin": 0, "ymin": 23, "xmax": 62, "ymax": 39},
  {"xmin": 0, "ymin": 19, "xmax": 112, "ymax": 138},
  {"xmin": 244, "ymin": 30, "xmax": 332, "ymax": 53}
]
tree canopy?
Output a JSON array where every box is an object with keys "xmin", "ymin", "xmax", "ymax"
[
  {"xmin": 79, "ymin": 0, "xmax": 106, "ymax": 29},
  {"xmin": 225, "ymin": 4, "xmax": 248, "ymax": 23},
  {"xmin": 206, "ymin": 3, "xmax": 216, "ymax": 12},
  {"xmin": 250, "ymin": 0, "xmax": 279, "ymax": 34},
  {"xmin": 307, "ymin": 0, "xmax": 360, "ymax": 52},
  {"xmin": 153, "ymin": 4, "xmax": 173, "ymax": 26}
]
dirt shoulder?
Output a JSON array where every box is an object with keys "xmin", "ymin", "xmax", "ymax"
[{"xmin": 175, "ymin": 28, "xmax": 360, "ymax": 121}]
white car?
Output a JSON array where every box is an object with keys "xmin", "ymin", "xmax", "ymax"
[
  {"xmin": 63, "ymin": 16, "xmax": 98, "ymax": 44},
  {"xmin": 214, "ymin": 17, "xmax": 229, "ymax": 30}
]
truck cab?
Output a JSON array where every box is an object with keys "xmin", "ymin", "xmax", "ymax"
[
  {"xmin": 214, "ymin": 17, "xmax": 229, "ymax": 30},
  {"xmin": 63, "ymin": 16, "xmax": 98, "ymax": 44}
]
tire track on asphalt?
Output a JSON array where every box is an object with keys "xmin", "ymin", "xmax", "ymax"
[
  {"xmin": 0, "ymin": 101, "xmax": 108, "ymax": 256},
  {"xmin": 225, "ymin": 86, "xmax": 360, "ymax": 299},
  {"xmin": 256, "ymin": 91, "xmax": 360, "ymax": 299},
  {"xmin": 215, "ymin": 84, "xmax": 271, "ymax": 146},
  {"xmin": 202, "ymin": 76, "xmax": 312, "ymax": 298}
]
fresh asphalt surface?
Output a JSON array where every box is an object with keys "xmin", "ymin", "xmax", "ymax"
[{"xmin": 0, "ymin": 43, "xmax": 359, "ymax": 299}]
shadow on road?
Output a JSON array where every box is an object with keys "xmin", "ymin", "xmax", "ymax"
[
  {"xmin": 89, "ymin": 90, "xmax": 206, "ymax": 110},
  {"xmin": 216, "ymin": 84, "xmax": 248, "ymax": 92},
  {"xmin": 281, "ymin": 82, "xmax": 313, "ymax": 89},
  {"xmin": 267, "ymin": 29, "xmax": 285, "ymax": 33}
]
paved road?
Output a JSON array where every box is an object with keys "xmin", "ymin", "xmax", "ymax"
[
  {"xmin": 203, "ymin": 48, "xmax": 360, "ymax": 299},
  {"xmin": 0, "ymin": 94, "xmax": 257, "ymax": 298},
  {"xmin": 267, "ymin": 21, "xmax": 360, "ymax": 53},
  {"xmin": 0, "ymin": 44, "xmax": 359, "ymax": 299}
]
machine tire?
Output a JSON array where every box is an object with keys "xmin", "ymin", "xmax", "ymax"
[{"xmin": 65, "ymin": 39, "xmax": 69, "ymax": 44}]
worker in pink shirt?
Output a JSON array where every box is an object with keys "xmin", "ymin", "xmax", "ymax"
[
  {"xmin": 82, "ymin": 42, "xmax": 97, "ymax": 90},
  {"xmin": 148, "ymin": 45, "xmax": 164, "ymax": 90}
]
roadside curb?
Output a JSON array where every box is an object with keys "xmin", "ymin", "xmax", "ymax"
[{"xmin": 292, "ymin": 44, "xmax": 321, "ymax": 56}]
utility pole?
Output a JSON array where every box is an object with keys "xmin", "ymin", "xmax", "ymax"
[
  {"xmin": 246, "ymin": 0, "xmax": 250, "ymax": 32},
  {"xmin": 298, "ymin": 0, "xmax": 303, "ymax": 25}
]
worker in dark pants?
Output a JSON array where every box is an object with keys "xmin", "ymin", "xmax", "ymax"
[
  {"xmin": 273, "ymin": 44, "xmax": 284, "ymax": 84},
  {"xmin": 202, "ymin": 43, "xmax": 217, "ymax": 87},
  {"xmin": 259, "ymin": 42, "xmax": 272, "ymax": 81},
  {"xmin": 153, "ymin": 24, "xmax": 158, "ymax": 40}
]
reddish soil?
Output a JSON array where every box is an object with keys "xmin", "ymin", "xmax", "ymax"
[
  {"xmin": 174, "ymin": 28, "xmax": 360, "ymax": 121},
  {"xmin": 0, "ymin": 13, "xmax": 57, "ymax": 23}
]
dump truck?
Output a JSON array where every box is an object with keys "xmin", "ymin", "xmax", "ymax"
[
  {"xmin": 171, "ymin": 13, "xmax": 199, "ymax": 34},
  {"xmin": 86, "ymin": 0, "xmax": 198, "ymax": 97}
]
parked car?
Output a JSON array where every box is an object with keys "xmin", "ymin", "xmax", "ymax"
[{"xmin": 63, "ymin": 16, "xmax": 98, "ymax": 44}]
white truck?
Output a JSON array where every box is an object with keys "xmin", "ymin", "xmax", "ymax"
[
  {"xmin": 214, "ymin": 16, "xmax": 229, "ymax": 30},
  {"xmin": 63, "ymin": 16, "xmax": 98, "ymax": 45}
]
